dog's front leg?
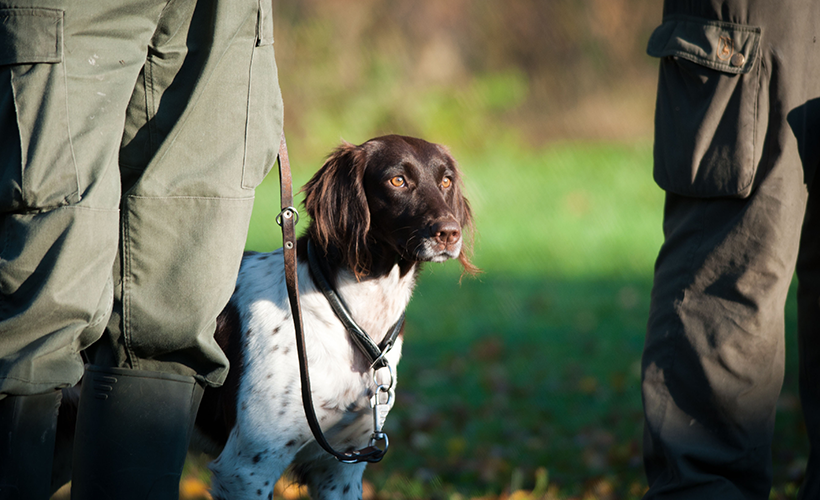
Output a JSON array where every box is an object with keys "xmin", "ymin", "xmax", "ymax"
[
  {"xmin": 296, "ymin": 455, "xmax": 367, "ymax": 500},
  {"xmin": 208, "ymin": 426, "xmax": 297, "ymax": 500}
]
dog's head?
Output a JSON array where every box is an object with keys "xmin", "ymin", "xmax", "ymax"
[{"xmin": 302, "ymin": 135, "xmax": 477, "ymax": 277}]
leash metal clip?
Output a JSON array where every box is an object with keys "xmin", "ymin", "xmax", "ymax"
[{"xmin": 369, "ymin": 361, "xmax": 394, "ymax": 448}]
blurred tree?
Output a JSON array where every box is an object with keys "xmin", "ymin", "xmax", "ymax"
[{"xmin": 273, "ymin": 0, "xmax": 662, "ymax": 151}]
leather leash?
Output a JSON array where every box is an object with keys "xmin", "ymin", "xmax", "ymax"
[{"xmin": 276, "ymin": 133, "xmax": 390, "ymax": 463}]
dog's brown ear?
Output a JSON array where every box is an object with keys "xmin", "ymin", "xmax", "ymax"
[
  {"xmin": 439, "ymin": 149, "xmax": 479, "ymax": 276},
  {"xmin": 302, "ymin": 142, "xmax": 372, "ymax": 275}
]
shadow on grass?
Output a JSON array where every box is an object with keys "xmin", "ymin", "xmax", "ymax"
[
  {"xmin": 176, "ymin": 270, "xmax": 807, "ymax": 500},
  {"xmin": 358, "ymin": 270, "xmax": 807, "ymax": 499}
]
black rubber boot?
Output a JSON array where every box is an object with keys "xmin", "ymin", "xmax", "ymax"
[
  {"xmin": 0, "ymin": 391, "xmax": 62, "ymax": 500},
  {"xmin": 70, "ymin": 365, "xmax": 204, "ymax": 500}
]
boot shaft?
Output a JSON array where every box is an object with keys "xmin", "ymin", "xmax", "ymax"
[{"xmin": 71, "ymin": 365, "xmax": 203, "ymax": 500}]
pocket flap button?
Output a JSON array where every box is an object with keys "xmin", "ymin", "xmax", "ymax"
[{"xmin": 731, "ymin": 53, "xmax": 746, "ymax": 68}]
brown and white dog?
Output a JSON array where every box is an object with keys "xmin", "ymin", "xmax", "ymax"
[
  {"xmin": 196, "ymin": 135, "xmax": 475, "ymax": 499},
  {"xmin": 50, "ymin": 135, "xmax": 474, "ymax": 499}
]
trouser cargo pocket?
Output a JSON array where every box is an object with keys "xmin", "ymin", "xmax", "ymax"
[
  {"xmin": 648, "ymin": 15, "xmax": 767, "ymax": 198},
  {"xmin": 0, "ymin": 8, "xmax": 77, "ymax": 212},
  {"xmin": 241, "ymin": 0, "xmax": 283, "ymax": 189}
]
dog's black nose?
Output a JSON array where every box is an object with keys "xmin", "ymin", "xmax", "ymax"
[{"xmin": 432, "ymin": 220, "xmax": 461, "ymax": 246}]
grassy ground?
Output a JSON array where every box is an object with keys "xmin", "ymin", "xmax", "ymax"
[{"xmin": 169, "ymin": 139, "xmax": 807, "ymax": 500}]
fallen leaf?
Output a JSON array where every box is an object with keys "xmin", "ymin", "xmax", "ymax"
[
  {"xmin": 275, "ymin": 478, "xmax": 309, "ymax": 500},
  {"xmin": 363, "ymin": 480, "xmax": 377, "ymax": 500},
  {"xmin": 179, "ymin": 477, "xmax": 212, "ymax": 500}
]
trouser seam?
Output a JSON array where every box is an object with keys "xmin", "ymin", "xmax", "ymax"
[
  {"xmin": 145, "ymin": 54, "xmax": 158, "ymax": 155},
  {"xmin": 122, "ymin": 210, "xmax": 137, "ymax": 370},
  {"xmin": 61, "ymin": 48, "xmax": 82, "ymax": 204}
]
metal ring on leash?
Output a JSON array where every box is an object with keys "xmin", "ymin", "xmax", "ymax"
[
  {"xmin": 368, "ymin": 433, "xmax": 389, "ymax": 453},
  {"xmin": 372, "ymin": 360, "xmax": 395, "ymax": 391},
  {"xmin": 276, "ymin": 206, "xmax": 299, "ymax": 227}
]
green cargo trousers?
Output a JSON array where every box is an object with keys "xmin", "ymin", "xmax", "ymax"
[
  {"xmin": 0, "ymin": 0, "xmax": 284, "ymax": 396},
  {"xmin": 643, "ymin": 1, "xmax": 820, "ymax": 499}
]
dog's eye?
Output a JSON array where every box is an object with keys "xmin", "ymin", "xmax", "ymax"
[
  {"xmin": 389, "ymin": 176, "xmax": 406, "ymax": 188},
  {"xmin": 441, "ymin": 177, "xmax": 452, "ymax": 189}
]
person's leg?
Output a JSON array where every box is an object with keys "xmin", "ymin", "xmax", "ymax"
[
  {"xmin": 643, "ymin": 190, "xmax": 801, "ymax": 499},
  {"xmin": 86, "ymin": 0, "xmax": 284, "ymax": 386},
  {"xmin": 71, "ymin": 0, "xmax": 283, "ymax": 497},
  {"xmin": 0, "ymin": 1, "xmax": 167, "ymax": 497},
  {"xmin": 794, "ymin": 102, "xmax": 820, "ymax": 499},
  {"xmin": 642, "ymin": 1, "xmax": 820, "ymax": 498},
  {"xmin": 0, "ymin": 392, "xmax": 62, "ymax": 499}
]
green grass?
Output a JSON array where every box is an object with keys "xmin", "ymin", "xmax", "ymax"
[
  {"xmin": 186, "ymin": 139, "xmax": 807, "ymax": 499},
  {"xmin": 370, "ymin": 276, "xmax": 651, "ymax": 498}
]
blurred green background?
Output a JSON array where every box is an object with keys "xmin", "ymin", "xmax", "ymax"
[{"xmin": 186, "ymin": 2, "xmax": 807, "ymax": 500}]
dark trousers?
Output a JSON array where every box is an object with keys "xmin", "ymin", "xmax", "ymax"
[{"xmin": 643, "ymin": 1, "xmax": 820, "ymax": 498}]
